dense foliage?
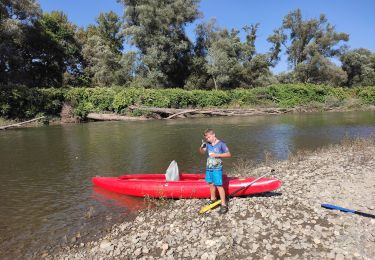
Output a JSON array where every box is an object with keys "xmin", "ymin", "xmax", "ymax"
[
  {"xmin": 1, "ymin": 1, "xmax": 375, "ymax": 120},
  {"xmin": 1, "ymin": 85, "xmax": 374, "ymax": 119},
  {"xmin": 1, "ymin": 1, "xmax": 375, "ymax": 90}
]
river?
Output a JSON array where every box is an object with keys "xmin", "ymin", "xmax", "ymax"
[{"xmin": 0, "ymin": 111, "xmax": 374, "ymax": 258}]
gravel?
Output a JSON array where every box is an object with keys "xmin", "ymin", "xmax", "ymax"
[{"xmin": 47, "ymin": 138, "xmax": 375, "ymax": 259}]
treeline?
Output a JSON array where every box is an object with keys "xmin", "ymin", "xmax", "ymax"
[{"xmin": 1, "ymin": 0, "xmax": 375, "ymax": 90}]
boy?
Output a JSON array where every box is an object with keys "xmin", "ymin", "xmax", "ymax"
[{"xmin": 199, "ymin": 128, "xmax": 231, "ymax": 214}]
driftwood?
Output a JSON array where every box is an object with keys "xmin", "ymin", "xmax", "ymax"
[
  {"xmin": 166, "ymin": 109, "xmax": 198, "ymax": 119},
  {"xmin": 0, "ymin": 116, "xmax": 45, "ymax": 130},
  {"xmin": 128, "ymin": 105, "xmax": 181, "ymax": 114},
  {"xmin": 128, "ymin": 105, "xmax": 292, "ymax": 119},
  {"xmin": 87, "ymin": 113, "xmax": 149, "ymax": 121}
]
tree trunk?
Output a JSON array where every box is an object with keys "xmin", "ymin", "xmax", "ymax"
[
  {"xmin": 0, "ymin": 116, "xmax": 45, "ymax": 130},
  {"xmin": 213, "ymin": 77, "xmax": 218, "ymax": 90}
]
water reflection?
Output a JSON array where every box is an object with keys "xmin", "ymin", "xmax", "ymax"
[{"xmin": 92, "ymin": 187, "xmax": 148, "ymax": 212}]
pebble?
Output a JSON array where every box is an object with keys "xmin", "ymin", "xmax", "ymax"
[{"xmin": 44, "ymin": 142, "xmax": 375, "ymax": 260}]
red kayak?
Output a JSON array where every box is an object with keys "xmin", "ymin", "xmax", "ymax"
[{"xmin": 92, "ymin": 174, "xmax": 282, "ymax": 198}]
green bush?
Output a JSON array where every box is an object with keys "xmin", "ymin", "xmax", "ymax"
[
  {"xmin": 113, "ymin": 88, "xmax": 146, "ymax": 112},
  {"xmin": 162, "ymin": 89, "xmax": 193, "ymax": 108},
  {"xmin": 0, "ymin": 85, "xmax": 64, "ymax": 119},
  {"xmin": 40, "ymin": 88, "xmax": 65, "ymax": 115},
  {"xmin": 1, "ymin": 84, "xmax": 374, "ymax": 120},
  {"xmin": 263, "ymin": 84, "xmax": 325, "ymax": 107},
  {"xmin": 229, "ymin": 89, "xmax": 258, "ymax": 106},
  {"xmin": 65, "ymin": 87, "xmax": 116, "ymax": 117},
  {"xmin": 355, "ymin": 87, "xmax": 375, "ymax": 105},
  {"xmin": 190, "ymin": 90, "xmax": 231, "ymax": 107}
]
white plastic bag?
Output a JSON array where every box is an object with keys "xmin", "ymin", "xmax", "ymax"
[{"xmin": 165, "ymin": 160, "xmax": 180, "ymax": 181}]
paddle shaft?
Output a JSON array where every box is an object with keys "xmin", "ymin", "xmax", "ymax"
[
  {"xmin": 321, "ymin": 204, "xmax": 375, "ymax": 219},
  {"xmin": 355, "ymin": 211, "xmax": 375, "ymax": 218},
  {"xmin": 227, "ymin": 169, "xmax": 275, "ymax": 198},
  {"xmin": 199, "ymin": 169, "xmax": 275, "ymax": 214}
]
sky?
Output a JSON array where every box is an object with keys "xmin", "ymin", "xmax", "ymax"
[{"xmin": 38, "ymin": 0, "xmax": 375, "ymax": 73}]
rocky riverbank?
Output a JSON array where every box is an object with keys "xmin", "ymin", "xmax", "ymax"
[{"xmin": 46, "ymin": 138, "xmax": 375, "ymax": 259}]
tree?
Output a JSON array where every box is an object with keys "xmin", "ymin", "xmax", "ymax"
[
  {"xmin": 341, "ymin": 48, "xmax": 375, "ymax": 87},
  {"xmin": 184, "ymin": 19, "xmax": 217, "ymax": 89},
  {"xmin": 96, "ymin": 11, "xmax": 124, "ymax": 54},
  {"xmin": 267, "ymin": 9, "xmax": 349, "ymax": 85},
  {"xmin": 36, "ymin": 11, "xmax": 83, "ymax": 87},
  {"xmin": 82, "ymin": 35, "xmax": 119, "ymax": 86},
  {"xmin": 120, "ymin": 0, "xmax": 200, "ymax": 88},
  {"xmin": 205, "ymin": 23, "xmax": 274, "ymax": 89},
  {"xmin": 294, "ymin": 54, "xmax": 347, "ymax": 86},
  {"xmin": 0, "ymin": 1, "xmax": 85, "ymax": 87},
  {"xmin": 241, "ymin": 54, "xmax": 277, "ymax": 87},
  {"xmin": 206, "ymin": 28, "xmax": 243, "ymax": 89},
  {"xmin": 0, "ymin": 0, "xmax": 41, "ymax": 86},
  {"xmin": 79, "ymin": 11, "xmax": 135, "ymax": 87}
]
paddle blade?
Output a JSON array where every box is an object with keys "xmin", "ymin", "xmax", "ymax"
[
  {"xmin": 321, "ymin": 204, "xmax": 355, "ymax": 213},
  {"xmin": 199, "ymin": 199, "xmax": 221, "ymax": 214}
]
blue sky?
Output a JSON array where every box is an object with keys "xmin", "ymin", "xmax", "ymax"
[{"xmin": 38, "ymin": 0, "xmax": 375, "ymax": 73}]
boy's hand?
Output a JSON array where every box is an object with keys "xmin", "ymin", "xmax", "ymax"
[{"xmin": 200, "ymin": 139, "xmax": 207, "ymax": 149}]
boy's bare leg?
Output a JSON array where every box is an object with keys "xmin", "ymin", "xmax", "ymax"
[
  {"xmin": 217, "ymin": 186, "xmax": 226, "ymax": 206},
  {"xmin": 209, "ymin": 183, "xmax": 217, "ymax": 201}
]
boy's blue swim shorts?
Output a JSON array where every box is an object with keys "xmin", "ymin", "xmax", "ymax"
[{"xmin": 205, "ymin": 168, "xmax": 223, "ymax": 186}]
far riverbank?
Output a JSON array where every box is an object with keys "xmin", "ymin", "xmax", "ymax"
[
  {"xmin": 1, "ymin": 84, "xmax": 374, "ymax": 129},
  {"xmin": 1, "ymin": 105, "xmax": 375, "ymax": 130}
]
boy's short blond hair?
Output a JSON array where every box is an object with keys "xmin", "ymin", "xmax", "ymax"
[{"xmin": 204, "ymin": 128, "xmax": 215, "ymax": 135}]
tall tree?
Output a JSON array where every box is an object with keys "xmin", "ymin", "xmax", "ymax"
[
  {"xmin": 184, "ymin": 19, "xmax": 217, "ymax": 89},
  {"xmin": 81, "ymin": 12, "xmax": 135, "ymax": 87},
  {"xmin": 205, "ymin": 23, "xmax": 274, "ymax": 89},
  {"xmin": 96, "ymin": 11, "xmax": 124, "ymax": 54},
  {"xmin": 120, "ymin": 0, "xmax": 200, "ymax": 88},
  {"xmin": 0, "ymin": 0, "xmax": 41, "ymax": 86},
  {"xmin": 82, "ymin": 35, "xmax": 120, "ymax": 86},
  {"xmin": 268, "ymin": 9, "xmax": 349, "ymax": 85},
  {"xmin": 0, "ymin": 1, "xmax": 85, "ymax": 87},
  {"xmin": 206, "ymin": 28, "xmax": 244, "ymax": 89},
  {"xmin": 294, "ymin": 54, "xmax": 347, "ymax": 86},
  {"xmin": 341, "ymin": 48, "xmax": 375, "ymax": 87},
  {"xmin": 268, "ymin": 9, "xmax": 349, "ymax": 68},
  {"xmin": 36, "ymin": 11, "xmax": 83, "ymax": 87}
]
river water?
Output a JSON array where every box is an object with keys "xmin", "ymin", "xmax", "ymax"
[{"xmin": 0, "ymin": 111, "xmax": 374, "ymax": 258}]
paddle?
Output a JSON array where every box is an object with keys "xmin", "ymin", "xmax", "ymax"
[
  {"xmin": 199, "ymin": 169, "xmax": 275, "ymax": 214},
  {"xmin": 321, "ymin": 204, "xmax": 375, "ymax": 219}
]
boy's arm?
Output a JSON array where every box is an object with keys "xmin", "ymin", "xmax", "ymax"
[
  {"xmin": 211, "ymin": 142, "xmax": 231, "ymax": 158},
  {"xmin": 211, "ymin": 152, "xmax": 231, "ymax": 158}
]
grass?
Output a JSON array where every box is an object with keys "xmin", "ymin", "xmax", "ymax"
[
  {"xmin": 230, "ymin": 136, "xmax": 375, "ymax": 178},
  {"xmin": 0, "ymin": 117, "xmax": 16, "ymax": 127}
]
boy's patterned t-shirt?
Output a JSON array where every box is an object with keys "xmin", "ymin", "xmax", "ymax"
[{"xmin": 206, "ymin": 141, "xmax": 229, "ymax": 169}]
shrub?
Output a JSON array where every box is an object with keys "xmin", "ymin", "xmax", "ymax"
[
  {"xmin": 0, "ymin": 85, "xmax": 64, "ymax": 119},
  {"xmin": 229, "ymin": 89, "xmax": 258, "ymax": 106},
  {"xmin": 113, "ymin": 88, "xmax": 146, "ymax": 112},
  {"xmin": 1, "ymin": 84, "xmax": 374, "ymax": 120},
  {"xmin": 355, "ymin": 87, "xmax": 375, "ymax": 105},
  {"xmin": 190, "ymin": 90, "xmax": 231, "ymax": 107}
]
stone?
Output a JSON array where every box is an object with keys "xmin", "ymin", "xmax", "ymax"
[
  {"xmin": 133, "ymin": 248, "xmax": 142, "ymax": 257},
  {"xmin": 205, "ymin": 239, "xmax": 216, "ymax": 247},
  {"xmin": 335, "ymin": 254, "xmax": 345, "ymax": 260},
  {"xmin": 99, "ymin": 240, "xmax": 112, "ymax": 250},
  {"xmin": 200, "ymin": 252, "xmax": 209, "ymax": 260},
  {"xmin": 313, "ymin": 238, "xmax": 320, "ymax": 244}
]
